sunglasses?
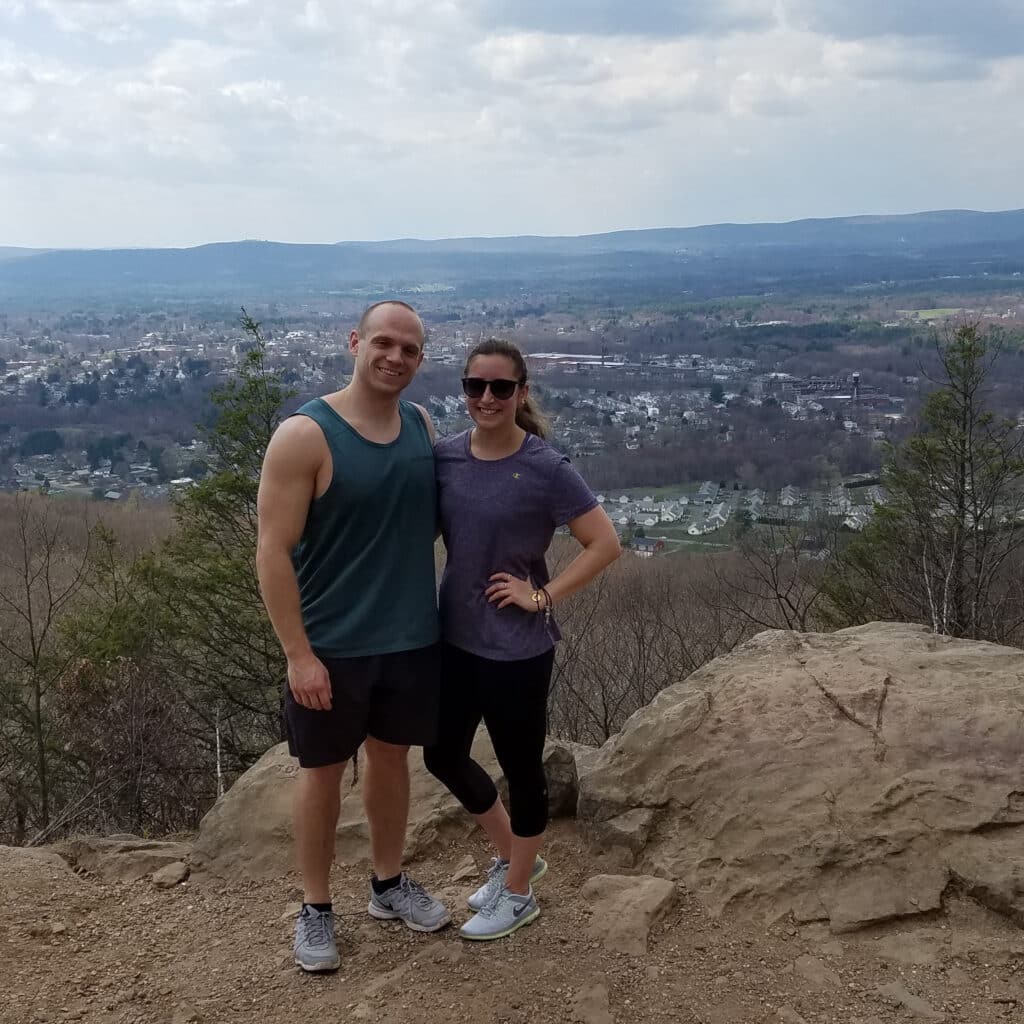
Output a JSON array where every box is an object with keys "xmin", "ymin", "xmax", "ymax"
[{"xmin": 461, "ymin": 377, "xmax": 521, "ymax": 400}]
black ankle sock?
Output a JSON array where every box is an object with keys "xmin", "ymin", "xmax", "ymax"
[
  {"xmin": 304, "ymin": 902, "xmax": 332, "ymax": 914},
  {"xmin": 371, "ymin": 873, "xmax": 402, "ymax": 895}
]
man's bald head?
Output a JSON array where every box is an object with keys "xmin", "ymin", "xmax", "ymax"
[{"xmin": 356, "ymin": 300, "xmax": 424, "ymax": 346}]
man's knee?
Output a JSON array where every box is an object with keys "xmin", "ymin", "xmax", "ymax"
[
  {"xmin": 297, "ymin": 761, "xmax": 346, "ymax": 792},
  {"xmin": 363, "ymin": 736, "xmax": 410, "ymax": 767}
]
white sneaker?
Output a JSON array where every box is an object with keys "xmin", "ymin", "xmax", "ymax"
[
  {"xmin": 467, "ymin": 856, "xmax": 548, "ymax": 911},
  {"xmin": 460, "ymin": 885, "xmax": 540, "ymax": 941}
]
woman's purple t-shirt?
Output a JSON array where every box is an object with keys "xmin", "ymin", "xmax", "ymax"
[{"xmin": 435, "ymin": 430, "xmax": 598, "ymax": 661}]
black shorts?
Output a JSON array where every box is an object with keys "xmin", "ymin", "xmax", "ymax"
[{"xmin": 282, "ymin": 643, "xmax": 441, "ymax": 769}]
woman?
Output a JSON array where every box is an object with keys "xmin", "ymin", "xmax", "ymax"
[{"xmin": 424, "ymin": 338, "xmax": 620, "ymax": 941}]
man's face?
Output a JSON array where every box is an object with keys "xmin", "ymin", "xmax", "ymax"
[{"xmin": 349, "ymin": 305, "xmax": 425, "ymax": 394}]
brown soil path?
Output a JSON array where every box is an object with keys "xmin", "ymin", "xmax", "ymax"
[{"xmin": 2, "ymin": 822, "xmax": 1021, "ymax": 1024}]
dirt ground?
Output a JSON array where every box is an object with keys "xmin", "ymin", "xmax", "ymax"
[{"xmin": 2, "ymin": 821, "xmax": 1022, "ymax": 1024}]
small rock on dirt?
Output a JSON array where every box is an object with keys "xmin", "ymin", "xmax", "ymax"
[
  {"xmin": 571, "ymin": 982, "xmax": 612, "ymax": 1024},
  {"xmin": 778, "ymin": 1008, "xmax": 808, "ymax": 1024},
  {"xmin": 792, "ymin": 953, "xmax": 841, "ymax": 989},
  {"xmin": 171, "ymin": 1002, "xmax": 202, "ymax": 1024},
  {"xmin": 153, "ymin": 862, "xmax": 189, "ymax": 888},
  {"xmin": 279, "ymin": 901, "xmax": 303, "ymax": 921},
  {"xmin": 876, "ymin": 981, "xmax": 945, "ymax": 1022},
  {"xmin": 451, "ymin": 855, "xmax": 477, "ymax": 882},
  {"xmin": 580, "ymin": 874, "xmax": 675, "ymax": 955}
]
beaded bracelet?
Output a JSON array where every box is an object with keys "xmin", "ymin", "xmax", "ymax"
[{"xmin": 530, "ymin": 587, "xmax": 553, "ymax": 624}]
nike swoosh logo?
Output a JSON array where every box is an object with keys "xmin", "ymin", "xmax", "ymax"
[{"xmin": 512, "ymin": 902, "xmax": 529, "ymax": 918}]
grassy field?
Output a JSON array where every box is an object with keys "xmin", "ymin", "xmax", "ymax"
[
  {"xmin": 600, "ymin": 482, "xmax": 704, "ymax": 501},
  {"xmin": 660, "ymin": 535, "xmax": 734, "ymax": 553},
  {"xmin": 640, "ymin": 517, "xmax": 747, "ymax": 553},
  {"xmin": 898, "ymin": 307, "xmax": 964, "ymax": 320}
]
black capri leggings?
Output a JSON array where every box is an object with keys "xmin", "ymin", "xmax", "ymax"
[{"xmin": 423, "ymin": 642, "xmax": 554, "ymax": 838}]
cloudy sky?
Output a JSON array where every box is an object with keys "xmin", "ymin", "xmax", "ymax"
[{"xmin": 2, "ymin": 0, "xmax": 1023, "ymax": 247}]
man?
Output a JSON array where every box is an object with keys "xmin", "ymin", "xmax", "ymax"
[{"xmin": 256, "ymin": 300, "xmax": 449, "ymax": 973}]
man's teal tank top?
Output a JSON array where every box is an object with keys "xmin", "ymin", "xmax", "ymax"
[{"xmin": 290, "ymin": 397, "xmax": 439, "ymax": 658}]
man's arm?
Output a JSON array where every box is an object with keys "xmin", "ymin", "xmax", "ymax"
[{"xmin": 256, "ymin": 417, "xmax": 332, "ymax": 711}]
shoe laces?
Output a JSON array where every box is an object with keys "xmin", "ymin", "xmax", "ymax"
[
  {"xmin": 405, "ymin": 877, "xmax": 438, "ymax": 910},
  {"xmin": 301, "ymin": 908, "xmax": 333, "ymax": 949},
  {"xmin": 480, "ymin": 882, "xmax": 520, "ymax": 917},
  {"xmin": 480, "ymin": 857, "xmax": 509, "ymax": 899},
  {"xmin": 477, "ymin": 893, "xmax": 502, "ymax": 918}
]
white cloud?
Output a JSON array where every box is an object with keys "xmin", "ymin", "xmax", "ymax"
[
  {"xmin": 32, "ymin": 0, "xmax": 251, "ymax": 35},
  {"xmin": 728, "ymin": 71, "xmax": 816, "ymax": 117},
  {"xmin": 472, "ymin": 0, "xmax": 775, "ymax": 38},
  {"xmin": 148, "ymin": 38, "xmax": 248, "ymax": 79},
  {"xmin": 823, "ymin": 38, "xmax": 985, "ymax": 83},
  {"xmin": 0, "ymin": 0, "xmax": 1021, "ymax": 246},
  {"xmin": 473, "ymin": 33, "xmax": 610, "ymax": 87}
]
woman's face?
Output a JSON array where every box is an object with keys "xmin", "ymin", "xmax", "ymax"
[{"xmin": 463, "ymin": 353, "xmax": 527, "ymax": 433}]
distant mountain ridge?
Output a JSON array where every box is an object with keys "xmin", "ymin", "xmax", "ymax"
[
  {"xmin": 7, "ymin": 209, "xmax": 1024, "ymax": 259},
  {"xmin": 331, "ymin": 209, "xmax": 1024, "ymax": 254},
  {"xmin": 2, "ymin": 208, "xmax": 1023, "ymax": 306},
  {"xmin": 0, "ymin": 246, "xmax": 48, "ymax": 261}
]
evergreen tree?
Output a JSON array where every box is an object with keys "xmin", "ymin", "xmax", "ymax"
[
  {"xmin": 75, "ymin": 311, "xmax": 294, "ymax": 777},
  {"xmin": 823, "ymin": 324, "xmax": 1024, "ymax": 642},
  {"xmin": 145, "ymin": 311, "xmax": 293, "ymax": 765}
]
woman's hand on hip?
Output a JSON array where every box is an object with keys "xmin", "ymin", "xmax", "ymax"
[{"xmin": 485, "ymin": 572, "xmax": 539, "ymax": 612}]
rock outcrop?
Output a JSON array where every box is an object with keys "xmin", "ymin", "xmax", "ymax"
[
  {"xmin": 191, "ymin": 734, "xmax": 579, "ymax": 880},
  {"xmin": 578, "ymin": 622, "xmax": 1024, "ymax": 933},
  {"xmin": 57, "ymin": 837, "xmax": 192, "ymax": 882}
]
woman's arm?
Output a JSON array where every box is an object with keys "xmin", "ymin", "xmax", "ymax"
[
  {"xmin": 486, "ymin": 505, "xmax": 621, "ymax": 610},
  {"xmin": 545, "ymin": 505, "xmax": 621, "ymax": 604}
]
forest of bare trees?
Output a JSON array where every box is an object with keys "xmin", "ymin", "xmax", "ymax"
[{"xmin": 575, "ymin": 407, "xmax": 885, "ymax": 492}]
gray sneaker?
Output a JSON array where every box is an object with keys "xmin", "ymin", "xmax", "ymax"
[
  {"xmin": 367, "ymin": 874, "xmax": 451, "ymax": 933},
  {"xmin": 294, "ymin": 905, "xmax": 340, "ymax": 972},
  {"xmin": 460, "ymin": 885, "xmax": 540, "ymax": 941},
  {"xmin": 467, "ymin": 856, "xmax": 548, "ymax": 911}
]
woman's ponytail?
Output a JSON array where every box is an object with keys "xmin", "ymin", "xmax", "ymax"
[{"xmin": 515, "ymin": 394, "xmax": 550, "ymax": 438}]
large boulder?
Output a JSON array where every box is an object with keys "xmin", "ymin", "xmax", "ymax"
[
  {"xmin": 578, "ymin": 622, "xmax": 1024, "ymax": 933},
  {"xmin": 541, "ymin": 738, "xmax": 581, "ymax": 816},
  {"xmin": 191, "ymin": 733, "xmax": 579, "ymax": 880}
]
